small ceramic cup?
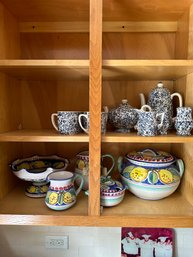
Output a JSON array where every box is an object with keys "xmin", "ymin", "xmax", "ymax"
[
  {"xmin": 174, "ymin": 107, "xmax": 193, "ymax": 136},
  {"xmin": 175, "ymin": 107, "xmax": 193, "ymax": 120},
  {"xmin": 51, "ymin": 111, "xmax": 83, "ymax": 135},
  {"xmin": 78, "ymin": 112, "xmax": 108, "ymax": 134}
]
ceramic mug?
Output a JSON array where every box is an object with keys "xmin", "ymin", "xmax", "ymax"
[
  {"xmin": 74, "ymin": 150, "xmax": 115, "ymax": 190},
  {"xmin": 45, "ymin": 171, "xmax": 84, "ymax": 211},
  {"xmin": 51, "ymin": 111, "xmax": 83, "ymax": 135},
  {"xmin": 78, "ymin": 112, "xmax": 108, "ymax": 134}
]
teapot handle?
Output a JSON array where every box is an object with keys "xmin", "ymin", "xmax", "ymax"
[
  {"xmin": 171, "ymin": 93, "xmax": 183, "ymax": 107},
  {"xmin": 176, "ymin": 159, "xmax": 184, "ymax": 178}
]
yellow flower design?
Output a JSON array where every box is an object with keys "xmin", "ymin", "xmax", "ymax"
[
  {"xmin": 78, "ymin": 160, "xmax": 85, "ymax": 170},
  {"xmin": 28, "ymin": 186, "xmax": 36, "ymax": 193},
  {"xmin": 130, "ymin": 167, "xmax": 148, "ymax": 182},
  {"xmin": 49, "ymin": 192, "xmax": 58, "ymax": 205},
  {"xmin": 41, "ymin": 185, "xmax": 48, "ymax": 193},
  {"xmin": 63, "ymin": 192, "xmax": 73, "ymax": 203},
  {"xmin": 159, "ymin": 169, "xmax": 173, "ymax": 184}
]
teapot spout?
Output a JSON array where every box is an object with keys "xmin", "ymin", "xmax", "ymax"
[{"xmin": 139, "ymin": 93, "xmax": 146, "ymax": 107}]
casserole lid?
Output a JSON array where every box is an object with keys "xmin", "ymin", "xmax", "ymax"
[{"xmin": 126, "ymin": 148, "xmax": 175, "ymax": 167}]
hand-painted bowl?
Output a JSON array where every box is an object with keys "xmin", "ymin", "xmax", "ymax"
[
  {"xmin": 10, "ymin": 155, "xmax": 69, "ymax": 198},
  {"xmin": 100, "ymin": 176, "xmax": 125, "ymax": 207},
  {"xmin": 118, "ymin": 148, "xmax": 184, "ymax": 200}
]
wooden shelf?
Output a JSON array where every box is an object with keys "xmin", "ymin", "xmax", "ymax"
[
  {"xmin": 0, "ymin": 60, "xmax": 193, "ymax": 81},
  {"xmin": 0, "ymin": 187, "xmax": 192, "ymax": 227},
  {"xmin": 1, "ymin": 130, "xmax": 193, "ymax": 143},
  {"xmin": 0, "ymin": 130, "xmax": 89, "ymax": 142},
  {"xmin": 102, "ymin": 60, "xmax": 193, "ymax": 80},
  {"xmin": 0, "ymin": 60, "xmax": 89, "ymax": 80},
  {"xmin": 102, "ymin": 132, "xmax": 193, "ymax": 143}
]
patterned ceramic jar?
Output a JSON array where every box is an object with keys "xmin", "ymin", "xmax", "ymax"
[
  {"xmin": 118, "ymin": 148, "xmax": 184, "ymax": 200},
  {"xmin": 108, "ymin": 99, "xmax": 139, "ymax": 133},
  {"xmin": 100, "ymin": 176, "xmax": 125, "ymax": 207},
  {"xmin": 74, "ymin": 150, "xmax": 115, "ymax": 190},
  {"xmin": 135, "ymin": 105, "xmax": 164, "ymax": 136},
  {"xmin": 174, "ymin": 107, "xmax": 193, "ymax": 136},
  {"xmin": 51, "ymin": 111, "xmax": 83, "ymax": 135},
  {"xmin": 45, "ymin": 171, "xmax": 84, "ymax": 211},
  {"xmin": 78, "ymin": 111, "xmax": 108, "ymax": 134}
]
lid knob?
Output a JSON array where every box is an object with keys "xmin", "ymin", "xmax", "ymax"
[
  {"xmin": 122, "ymin": 99, "xmax": 128, "ymax": 104},
  {"xmin": 157, "ymin": 82, "xmax": 164, "ymax": 88}
]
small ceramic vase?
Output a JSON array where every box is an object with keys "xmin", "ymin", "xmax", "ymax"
[
  {"xmin": 174, "ymin": 107, "xmax": 193, "ymax": 136},
  {"xmin": 78, "ymin": 111, "xmax": 108, "ymax": 134},
  {"xmin": 51, "ymin": 111, "xmax": 83, "ymax": 135},
  {"xmin": 74, "ymin": 150, "xmax": 115, "ymax": 190},
  {"xmin": 45, "ymin": 171, "xmax": 84, "ymax": 211},
  {"xmin": 135, "ymin": 105, "xmax": 164, "ymax": 136}
]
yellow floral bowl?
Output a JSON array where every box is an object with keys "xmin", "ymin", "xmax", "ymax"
[
  {"xmin": 118, "ymin": 148, "xmax": 184, "ymax": 200},
  {"xmin": 10, "ymin": 155, "xmax": 69, "ymax": 198}
]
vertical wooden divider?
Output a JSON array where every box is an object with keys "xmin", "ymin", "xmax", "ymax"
[{"xmin": 89, "ymin": 0, "xmax": 102, "ymax": 216}]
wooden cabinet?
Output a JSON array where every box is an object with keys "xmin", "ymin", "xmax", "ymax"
[{"xmin": 0, "ymin": 0, "xmax": 192, "ymax": 227}]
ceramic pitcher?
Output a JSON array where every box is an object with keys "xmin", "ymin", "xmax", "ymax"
[{"xmin": 45, "ymin": 171, "xmax": 84, "ymax": 211}]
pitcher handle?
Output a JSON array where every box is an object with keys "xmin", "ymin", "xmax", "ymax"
[
  {"xmin": 78, "ymin": 114, "xmax": 89, "ymax": 134},
  {"xmin": 171, "ymin": 93, "xmax": 183, "ymax": 107},
  {"xmin": 51, "ymin": 113, "xmax": 59, "ymax": 131},
  {"xmin": 74, "ymin": 174, "xmax": 84, "ymax": 196},
  {"xmin": 101, "ymin": 154, "xmax": 115, "ymax": 176},
  {"xmin": 140, "ymin": 104, "xmax": 152, "ymax": 112},
  {"xmin": 156, "ymin": 112, "xmax": 165, "ymax": 129}
]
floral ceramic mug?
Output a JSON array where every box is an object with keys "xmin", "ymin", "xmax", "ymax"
[{"xmin": 51, "ymin": 111, "xmax": 83, "ymax": 135}]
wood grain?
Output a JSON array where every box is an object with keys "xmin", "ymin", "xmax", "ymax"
[
  {"xmin": 89, "ymin": 0, "xmax": 102, "ymax": 216},
  {"xmin": 1, "ymin": 0, "xmax": 193, "ymax": 22},
  {"xmin": 19, "ymin": 21, "xmax": 177, "ymax": 33}
]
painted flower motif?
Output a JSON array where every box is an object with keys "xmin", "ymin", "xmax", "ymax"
[
  {"xmin": 159, "ymin": 169, "xmax": 173, "ymax": 184},
  {"xmin": 49, "ymin": 192, "xmax": 58, "ymax": 205},
  {"xmin": 130, "ymin": 167, "xmax": 148, "ymax": 182},
  {"xmin": 63, "ymin": 192, "xmax": 73, "ymax": 203}
]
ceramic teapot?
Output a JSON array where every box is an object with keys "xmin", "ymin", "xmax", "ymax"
[
  {"xmin": 140, "ymin": 82, "xmax": 183, "ymax": 134},
  {"xmin": 107, "ymin": 98, "xmax": 142, "ymax": 133},
  {"xmin": 118, "ymin": 148, "xmax": 184, "ymax": 200}
]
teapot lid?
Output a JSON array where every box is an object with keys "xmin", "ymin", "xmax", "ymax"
[
  {"xmin": 100, "ymin": 176, "xmax": 124, "ymax": 193},
  {"xmin": 126, "ymin": 148, "xmax": 176, "ymax": 168}
]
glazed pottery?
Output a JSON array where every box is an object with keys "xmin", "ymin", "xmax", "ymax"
[
  {"xmin": 100, "ymin": 176, "xmax": 125, "ymax": 207},
  {"xmin": 51, "ymin": 111, "xmax": 83, "ymax": 135},
  {"xmin": 10, "ymin": 155, "xmax": 69, "ymax": 198},
  {"xmin": 108, "ymin": 99, "xmax": 139, "ymax": 133},
  {"xmin": 74, "ymin": 150, "xmax": 115, "ymax": 190},
  {"xmin": 141, "ymin": 82, "xmax": 183, "ymax": 134},
  {"xmin": 135, "ymin": 105, "xmax": 164, "ymax": 136},
  {"xmin": 118, "ymin": 148, "xmax": 184, "ymax": 200},
  {"xmin": 85, "ymin": 176, "xmax": 125, "ymax": 207},
  {"xmin": 78, "ymin": 111, "xmax": 108, "ymax": 134},
  {"xmin": 174, "ymin": 107, "xmax": 193, "ymax": 136},
  {"xmin": 45, "ymin": 171, "xmax": 84, "ymax": 211}
]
